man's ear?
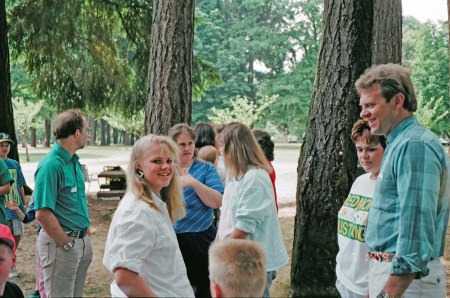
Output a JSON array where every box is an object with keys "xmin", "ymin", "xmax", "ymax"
[
  {"xmin": 11, "ymin": 253, "xmax": 16, "ymax": 269},
  {"xmin": 211, "ymin": 281, "xmax": 224, "ymax": 298},
  {"xmin": 394, "ymin": 93, "xmax": 405, "ymax": 110}
]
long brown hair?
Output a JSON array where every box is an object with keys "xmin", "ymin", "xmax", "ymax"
[
  {"xmin": 219, "ymin": 122, "xmax": 272, "ymax": 180},
  {"xmin": 126, "ymin": 134, "xmax": 185, "ymax": 222}
]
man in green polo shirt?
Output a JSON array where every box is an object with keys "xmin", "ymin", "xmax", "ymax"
[
  {"xmin": 0, "ymin": 158, "xmax": 14, "ymax": 225},
  {"xmin": 35, "ymin": 110, "xmax": 93, "ymax": 298}
]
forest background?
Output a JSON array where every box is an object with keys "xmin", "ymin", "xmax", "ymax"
[{"xmin": 5, "ymin": 0, "xmax": 450, "ymax": 145}]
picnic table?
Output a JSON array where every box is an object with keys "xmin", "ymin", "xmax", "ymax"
[{"xmin": 97, "ymin": 170, "xmax": 126, "ymax": 199}]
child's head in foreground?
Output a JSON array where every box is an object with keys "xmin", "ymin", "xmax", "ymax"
[
  {"xmin": 208, "ymin": 239, "xmax": 266, "ymax": 297},
  {"xmin": 0, "ymin": 224, "xmax": 16, "ymax": 287},
  {"xmin": 199, "ymin": 145, "xmax": 219, "ymax": 167}
]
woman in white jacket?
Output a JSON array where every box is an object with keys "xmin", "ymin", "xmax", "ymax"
[{"xmin": 103, "ymin": 135, "xmax": 194, "ymax": 297}]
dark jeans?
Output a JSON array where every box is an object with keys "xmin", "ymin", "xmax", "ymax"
[{"xmin": 176, "ymin": 224, "xmax": 216, "ymax": 298}]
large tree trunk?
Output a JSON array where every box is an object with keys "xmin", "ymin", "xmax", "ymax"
[
  {"xmin": 44, "ymin": 119, "xmax": 51, "ymax": 147},
  {"xmin": 145, "ymin": 0, "xmax": 195, "ymax": 135},
  {"xmin": 0, "ymin": 0, "xmax": 19, "ymax": 161},
  {"xmin": 290, "ymin": 1, "xmax": 402, "ymax": 296},
  {"xmin": 371, "ymin": 0, "xmax": 402, "ymax": 65},
  {"xmin": 30, "ymin": 128, "xmax": 36, "ymax": 147}
]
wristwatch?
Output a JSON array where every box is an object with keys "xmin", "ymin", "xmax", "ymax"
[
  {"xmin": 63, "ymin": 239, "xmax": 75, "ymax": 251},
  {"xmin": 377, "ymin": 290, "xmax": 394, "ymax": 298}
]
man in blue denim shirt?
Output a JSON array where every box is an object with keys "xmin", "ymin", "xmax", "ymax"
[{"xmin": 356, "ymin": 64, "xmax": 449, "ymax": 298}]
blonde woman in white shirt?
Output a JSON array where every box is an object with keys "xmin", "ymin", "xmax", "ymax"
[{"xmin": 103, "ymin": 135, "xmax": 194, "ymax": 297}]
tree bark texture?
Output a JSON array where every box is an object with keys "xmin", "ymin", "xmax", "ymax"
[
  {"xmin": 130, "ymin": 133, "xmax": 135, "ymax": 146},
  {"xmin": 124, "ymin": 131, "xmax": 129, "ymax": 145},
  {"xmin": 290, "ymin": 0, "xmax": 402, "ymax": 296},
  {"xmin": 91, "ymin": 119, "xmax": 97, "ymax": 146},
  {"xmin": 31, "ymin": 128, "xmax": 36, "ymax": 147},
  {"xmin": 145, "ymin": 0, "xmax": 195, "ymax": 136},
  {"xmin": 0, "ymin": 0, "xmax": 19, "ymax": 161},
  {"xmin": 44, "ymin": 119, "xmax": 51, "ymax": 147},
  {"xmin": 371, "ymin": 0, "xmax": 402, "ymax": 65}
]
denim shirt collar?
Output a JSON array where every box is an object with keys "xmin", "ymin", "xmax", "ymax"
[{"xmin": 386, "ymin": 115, "xmax": 418, "ymax": 145}]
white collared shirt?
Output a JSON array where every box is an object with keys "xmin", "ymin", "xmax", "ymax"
[{"xmin": 103, "ymin": 192, "xmax": 194, "ymax": 297}]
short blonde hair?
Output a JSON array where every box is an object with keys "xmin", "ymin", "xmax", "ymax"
[
  {"xmin": 198, "ymin": 145, "xmax": 217, "ymax": 164},
  {"xmin": 126, "ymin": 134, "xmax": 185, "ymax": 222},
  {"xmin": 209, "ymin": 239, "xmax": 267, "ymax": 297},
  {"xmin": 218, "ymin": 122, "xmax": 272, "ymax": 180},
  {"xmin": 355, "ymin": 63, "xmax": 417, "ymax": 112}
]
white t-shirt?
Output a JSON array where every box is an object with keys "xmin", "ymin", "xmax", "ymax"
[
  {"xmin": 103, "ymin": 192, "xmax": 194, "ymax": 297},
  {"xmin": 336, "ymin": 173, "xmax": 376, "ymax": 295}
]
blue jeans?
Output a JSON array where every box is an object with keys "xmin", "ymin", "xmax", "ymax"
[{"xmin": 262, "ymin": 270, "xmax": 277, "ymax": 297}]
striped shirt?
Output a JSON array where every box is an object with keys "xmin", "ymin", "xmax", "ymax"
[
  {"xmin": 365, "ymin": 116, "xmax": 450, "ymax": 278},
  {"xmin": 173, "ymin": 159, "xmax": 224, "ymax": 234}
]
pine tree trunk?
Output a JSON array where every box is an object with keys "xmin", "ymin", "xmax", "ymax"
[
  {"xmin": 113, "ymin": 128, "xmax": 118, "ymax": 145},
  {"xmin": 21, "ymin": 133, "xmax": 29, "ymax": 162},
  {"xmin": 124, "ymin": 131, "xmax": 129, "ymax": 145},
  {"xmin": 0, "ymin": 0, "xmax": 19, "ymax": 161},
  {"xmin": 130, "ymin": 133, "xmax": 135, "ymax": 146},
  {"xmin": 106, "ymin": 123, "xmax": 111, "ymax": 145},
  {"xmin": 44, "ymin": 119, "xmax": 51, "ymax": 147},
  {"xmin": 145, "ymin": 0, "xmax": 195, "ymax": 135},
  {"xmin": 31, "ymin": 128, "xmax": 36, "ymax": 147},
  {"xmin": 371, "ymin": 0, "xmax": 402, "ymax": 65},
  {"xmin": 290, "ymin": 0, "xmax": 403, "ymax": 296},
  {"xmin": 100, "ymin": 119, "xmax": 106, "ymax": 145},
  {"xmin": 91, "ymin": 119, "xmax": 97, "ymax": 145}
]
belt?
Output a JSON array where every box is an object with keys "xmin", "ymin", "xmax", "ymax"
[
  {"xmin": 65, "ymin": 229, "xmax": 87, "ymax": 238},
  {"xmin": 368, "ymin": 252, "xmax": 396, "ymax": 262}
]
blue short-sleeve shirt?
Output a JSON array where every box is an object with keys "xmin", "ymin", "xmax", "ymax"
[{"xmin": 4, "ymin": 158, "xmax": 26, "ymax": 220}]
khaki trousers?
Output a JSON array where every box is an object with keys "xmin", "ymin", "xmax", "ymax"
[
  {"xmin": 368, "ymin": 258, "xmax": 446, "ymax": 298},
  {"xmin": 38, "ymin": 230, "xmax": 93, "ymax": 298}
]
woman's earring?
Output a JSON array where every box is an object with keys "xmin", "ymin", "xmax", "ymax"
[{"xmin": 136, "ymin": 169, "xmax": 144, "ymax": 179}]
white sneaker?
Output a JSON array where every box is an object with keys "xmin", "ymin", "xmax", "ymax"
[{"xmin": 9, "ymin": 267, "xmax": 17, "ymax": 278}]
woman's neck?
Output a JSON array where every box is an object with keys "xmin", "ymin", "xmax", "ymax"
[
  {"xmin": 180, "ymin": 158, "xmax": 194, "ymax": 171},
  {"xmin": 370, "ymin": 172, "xmax": 379, "ymax": 180}
]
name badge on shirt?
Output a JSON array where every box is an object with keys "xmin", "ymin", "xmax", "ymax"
[{"xmin": 71, "ymin": 187, "xmax": 77, "ymax": 193}]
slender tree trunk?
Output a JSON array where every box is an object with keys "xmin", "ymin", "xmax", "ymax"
[
  {"xmin": 124, "ymin": 131, "xmax": 129, "ymax": 145},
  {"xmin": 145, "ymin": 0, "xmax": 195, "ymax": 135},
  {"xmin": 106, "ymin": 123, "xmax": 111, "ymax": 145},
  {"xmin": 31, "ymin": 128, "xmax": 36, "ymax": 147},
  {"xmin": 91, "ymin": 119, "xmax": 97, "ymax": 145},
  {"xmin": 99, "ymin": 119, "xmax": 106, "ymax": 145},
  {"xmin": 113, "ymin": 128, "xmax": 118, "ymax": 144},
  {"xmin": 0, "ymin": 0, "xmax": 19, "ymax": 161},
  {"xmin": 21, "ymin": 133, "xmax": 29, "ymax": 162},
  {"xmin": 44, "ymin": 119, "xmax": 51, "ymax": 147},
  {"xmin": 130, "ymin": 133, "xmax": 135, "ymax": 146},
  {"xmin": 291, "ymin": 0, "xmax": 401, "ymax": 296}
]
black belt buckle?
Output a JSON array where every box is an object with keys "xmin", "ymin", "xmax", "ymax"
[{"xmin": 67, "ymin": 229, "xmax": 86, "ymax": 238}]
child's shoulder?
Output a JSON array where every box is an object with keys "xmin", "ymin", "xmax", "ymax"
[
  {"xmin": 3, "ymin": 281, "xmax": 24, "ymax": 298},
  {"xmin": 4, "ymin": 158, "xmax": 19, "ymax": 169}
]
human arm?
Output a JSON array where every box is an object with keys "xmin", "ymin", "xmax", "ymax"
[
  {"xmin": 0, "ymin": 183, "xmax": 10, "ymax": 196},
  {"xmin": 36, "ymin": 208, "xmax": 72, "ymax": 247},
  {"xmin": 389, "ymin": 140, "xmax": 442, "ymax": 279},
  {"xmin": 381, "ymin": 273, "xmax": 417, "ymax": 298},
  {"xmin": 114, "ymin": 268, "xmax": 158, "ymax": 297},
  {"xmin": 179, "ymin": 164, "xmax": 223, "ymax": 208},
  {"xmin": 230, "ymin": 227, "xmax": 250, "ymax": 240},
  {"xmin": 5, "ymin": 200, "xmax": 26, "ymax": 221}
]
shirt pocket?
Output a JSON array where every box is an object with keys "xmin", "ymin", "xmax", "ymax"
[{"xmin": 376, "ymin": 177, "xmax": 397, "ymax": 213}]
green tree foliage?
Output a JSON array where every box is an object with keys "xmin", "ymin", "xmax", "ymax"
[
  {"xmin": 402, "ymin": 17, "xmax": 449, "ymax": 136},
  {"xmin": 12, "ymin": 97, "xmax": 43, "ymax": 161},
  {"xmin": 7, "ymin": 0, "xmax": 221, "ymax": 117},
  {"xmin": 193, "ymin": 0, "xmax": 323, "ymax": 138},
  {"xmin": 103, "ymin": 108, "xmax": 144, "ymax": 137},
  {"xmin": 415, "ymin": 92, "xmax": 448, "ymax": 131},
  {"xmin": 207, "ymin": 95, "xmax": 276, "ymax": 127}
]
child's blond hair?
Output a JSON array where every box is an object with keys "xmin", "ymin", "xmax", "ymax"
[
  {"xmin": 198, "ymin": 145, "xmax": 218, "ymax": 165},
  {"xmin": 209, "ymin": 239, "xmax": 267, "ymax": 297}
]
